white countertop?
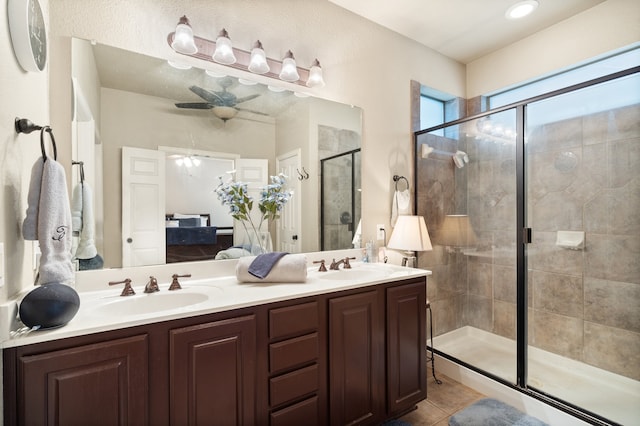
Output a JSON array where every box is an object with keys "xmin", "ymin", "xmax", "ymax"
[{"xmin": 2, "ymin": 253, "xmax": 430, "ymax": 349}]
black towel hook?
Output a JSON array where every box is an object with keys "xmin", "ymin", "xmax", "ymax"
[
  {"xmin": 40, "ymin": 126, "xmax": 57, "ymax": 161},
  {"xmin": 301, "ymin": 167, "xmax": 310, "ymax": 179}
]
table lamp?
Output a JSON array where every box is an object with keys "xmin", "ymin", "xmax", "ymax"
[
  {"xmin": 438, "ymin": 214, "xmax": 477, "ymax": 252},
  {"xmin": 387, "ymin": 215, "xmax": 433, "ymax": 267}
]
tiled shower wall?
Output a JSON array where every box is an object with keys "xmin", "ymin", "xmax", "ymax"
[{"xmin": 417, "ymin": 103, "xmax": 639, "ymax": 381}]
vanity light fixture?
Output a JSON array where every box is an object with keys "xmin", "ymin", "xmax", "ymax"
[
  {"xmin": 171, "ymin": 16, "xmax": 197, "ymax": 54},
  {"xmin": 248, "ymin": 40, "xmax": 270, "ymax": 74},
  {"xmin": 505, "ymin": 0, "xmax": 539, "ymax": 20},
  {"xmin": 167, "ymin": 16, "xmax": 325, "ymax": 87},
  {"xmin": 212, "ymin": 29, "xmax": 236, "ymax": 65}
]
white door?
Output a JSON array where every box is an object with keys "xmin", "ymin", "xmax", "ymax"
[
  {"xmin": 276, "ymin": 150, "xmax": 302, "ymax": 253},
  {"xmin": 122, "ymin": 147, "xmax": 166, "ymax": 267},
  {"xmin": 234, "ymin": 158, "xmax": 268, "ymax": 246}
]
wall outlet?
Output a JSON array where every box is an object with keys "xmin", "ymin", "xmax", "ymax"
[{"xmin": 376, "ymin": 224, "xmax": 386, "ymax": 241}]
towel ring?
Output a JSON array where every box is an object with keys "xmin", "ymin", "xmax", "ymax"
[
  {"xmin": 393, "ymin": 175, "xmax": 409, "ymax": 191},
  {"xmin": 72, "ymin": 161, "xmax": 85, "ymax": 183},
  {"xmin": 40, "ymin": 126, "xmax": 57, "ymax": 161}
]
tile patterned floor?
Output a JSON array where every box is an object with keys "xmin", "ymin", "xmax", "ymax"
[{"xmin": 398, "ymin": 373, "xmax": 487, "ymax": 426}]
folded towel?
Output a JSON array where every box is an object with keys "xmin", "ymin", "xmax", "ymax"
[
  {"xmin": 214, "ymin": 247, "xmax": 251, "ymax": 260},
  {"xmin": 391, "ymin": 189, "xmax": 411, "ymax": 227},
  {"xmin": 248, "ymin": 252, "xmax": 289, "ymax": 279},
  {"xmin": 236, "ymin": 254, "xmax": 307, "ymax": 283},
  {"xmin": 75, "ymin": 182, "xmax": 97, "ymax": 259},
  {"xmin": 22, "ymin": 158, "xmax": 45, "ymax": 240},
  {"xmin": 37, "ymin": 159, "xmax": 74, "ymax": 285}
]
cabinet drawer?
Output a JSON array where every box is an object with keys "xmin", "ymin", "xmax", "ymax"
[
  {"xmin": 269, "ymin": 364, "xmax": 319, "ymax": 407},
  {"xmin": 269, "ymin": 301, "xmax": 318, "ymax": 339},
  {"xmin": 270, "ymin": 395, "xmax": 319, "ymax": 426},
  {"xmin": 270, "ymin": 332, "xmax": 318, "ymax": 374}
]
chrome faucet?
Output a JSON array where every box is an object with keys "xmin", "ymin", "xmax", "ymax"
[{"xmin": 144, "ymin": 276, "xmax": 159, "ymax": 293}]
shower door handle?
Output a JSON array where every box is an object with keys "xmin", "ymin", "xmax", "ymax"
[{"xmin": 523, "ymin": 228, "xmax": 532, "ymax": 244}]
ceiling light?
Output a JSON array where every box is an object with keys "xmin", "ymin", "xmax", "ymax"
[
  {"xmin": 167, "ymin": 60, "xmax": 191, "ymax": 70},
  {"xmin": 505, "ymin": 0, "xmax": 539, "ymax": 20},
  {"xmin": 238, "ymin": 78, "xmax": 258, "ymax": 86},
  {"xmin": 171, "ymin": 16, "xmax": 198, "ymax": 54},
  {"xmin": 205, "ymin": 69, "xmax": 227, "ymax": 78},
  {"xmin": 248, "ymin": 40, "xmax": 270, "ymax": 74},
  {"xmin": 279, "ymin": 50, "xmax": 300, "ymax": 82},
  {"xmin": 212, "ymin": 28, "xmax": 236, "ymax": 65},
  {"xmin": 267, "ymin": 85, "xmax": 287, "ymax": 92},
  {"xmin": 306, "ymin": 59, "xmax": 325, "ymax": 87},
  {"xmin": 212, "ymin": 106, "xmax": 238, "ymax": 122}
]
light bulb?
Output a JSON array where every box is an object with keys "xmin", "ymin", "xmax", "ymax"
[
  {"xmin": 212, "ymin": 29, "xmax": 236, "ymax": 65},
  {"xmin": 171, "ymin": 16, "xmax": 197, "ymax": 55}
]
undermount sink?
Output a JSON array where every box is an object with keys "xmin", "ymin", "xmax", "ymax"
[
  {"xmin": 317, "ymin": 268, "xmax": 388, "ymax": 281},
  {"xmin": 91, "ymin": 289, "xmax": 217, "ymax": 317}
]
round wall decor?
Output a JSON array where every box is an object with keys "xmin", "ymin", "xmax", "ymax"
[{"xmin": 8, "ymin": 0, "xmax": 47, "ymax": 72}]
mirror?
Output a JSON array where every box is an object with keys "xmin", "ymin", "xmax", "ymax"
[{"xmin": 69, "ymin": 38, "xmax": 362, "ymax": 268}]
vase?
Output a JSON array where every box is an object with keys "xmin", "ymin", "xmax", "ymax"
[{"xmin": 242, "ymin": 230, "xmax": 273, "ymax": 255}]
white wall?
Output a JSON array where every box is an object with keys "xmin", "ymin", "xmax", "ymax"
[
  {"xmin": 466, "ymin": 0, "xmax": 640, "ymax": 97},
  {"xmin": 1, "ymin": 0, "xmax": 636, "ymax": 303}
]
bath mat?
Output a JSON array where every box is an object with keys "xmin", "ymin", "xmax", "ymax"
[{"xmin": 449, "ymin": 398, "xmax": 549, "ymax": 426}]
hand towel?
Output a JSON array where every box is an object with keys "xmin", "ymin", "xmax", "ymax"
[
  {"xmin": 391, "ymin": 189, "xmax": 411, "ymax": 227},
  {"xmin": 37, "ymin": 159, "xmax": 74, "ymax": 285},
  {"xmin": 71, "ymin": 183, "xmax": 83, "ymax": 236},
  {"xmin": 236, "ymin": 254, "xmax": 307, "ymax": 283},
  {"xmin": 248, "ymin": 252, "xmax": 289, "ymax": 279},
  {"xmin": 22, "ymin": 158, "xmax": 45, "ymax": 240},
  {"xmin": 75, "ymin": 182, "xmax": 97, "ymax": 259}
]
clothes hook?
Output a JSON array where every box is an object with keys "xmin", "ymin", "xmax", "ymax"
[
  {"xmin": 302, "ymin": 166, "xmax": 310, "ymax": 179},
  {"xmin": 297, "ymin": 168, "xmax": 305, "ymax": 180}
]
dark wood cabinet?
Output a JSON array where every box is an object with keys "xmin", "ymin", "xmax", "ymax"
[
  {"xmin": 15, "ymin": 334, "xmax": 148, "ymax": 425},
  {"xmin": 4, "ymin": 276, "xmax": 427, "ymax": 426},
  {"xmin": 386, "ymin": 281, "xmax": 427, "ymax": 415},
  {"xmin": 169, "ymin": 315, "xmax": 257, "ymax": 426}
]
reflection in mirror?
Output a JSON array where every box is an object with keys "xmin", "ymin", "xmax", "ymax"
[{"xmin": 70, "ymin": 38, "xmax": 362, "ymax": 268}]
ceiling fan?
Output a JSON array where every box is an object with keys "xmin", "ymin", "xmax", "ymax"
[{"xmin": 174, "ymin": 77, "xmax": 266, "ymax": 122}]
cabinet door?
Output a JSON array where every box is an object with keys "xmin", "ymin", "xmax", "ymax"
[
  {"xmin": 329, "ymin": 290, "xmax": 384, "ymax": 425},
  {"xmin": 170, "ymin": 315, "xmax": 257, "ymax": 426},
  {"xmin": 387, "ymin": 281, "xmax": 427, "ymax": 415},
  {"xmin": 18, "ymin": 334, "xmax": 148, "ymax": 425}
]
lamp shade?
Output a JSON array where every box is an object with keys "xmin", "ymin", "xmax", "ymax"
[
  {"xmin": 248, "ymin": 40, "xmax": 270, "ymax": 74},
  {"xmin": 279, "ymin": 50, "xmax": 300, "ymax": 82},
  {"xmin": 212, "ymin": 29, "xmax": 236, "ymax": 65},
  {"xmin": 438, "ymin": 215, "xmax": 477, "ymax": 247},
  {"xmin": 171, "ymin": 16, "xmax": 197, "ymax": 55},
  {"xmin": 306, "ymin": 59, "xmax": 325, "ymax": 87},
  {"xmin": 387, "ymin": 215, "xmax": 433, "ymax": 252}
]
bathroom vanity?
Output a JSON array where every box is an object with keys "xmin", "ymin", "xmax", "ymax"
[{"xmin": 2, "ymin": 258, "xmax": 429, "ymax": 425}]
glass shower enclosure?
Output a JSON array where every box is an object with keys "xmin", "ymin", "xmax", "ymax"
[{"xmin": 415, "ymin": 67, "xmax": 639, "ymax": 425}]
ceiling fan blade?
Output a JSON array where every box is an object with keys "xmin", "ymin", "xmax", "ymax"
[
  {"xmin": 235, "ymin": 93, "xmax": 261, "ymax": 104},
  {"xmin": 175, "ymin": 102, "xmax": 214, "ymax": 109},
  {"xmin": 189, "ymin": 85, "xmax": 224, "ymax": 104}
]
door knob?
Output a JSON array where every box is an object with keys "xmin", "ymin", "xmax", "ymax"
[
  {"xmin": 126, "ymin": 238, "xmax": 133, "ymax": 243},
  {"xmin": 292, "ymin": 235, "xmax": 298, "ymax": 241}
]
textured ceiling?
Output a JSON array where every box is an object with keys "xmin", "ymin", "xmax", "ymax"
[{"xmin": 328, "ymin": 0, "xmax": 606, "ymax": 63}]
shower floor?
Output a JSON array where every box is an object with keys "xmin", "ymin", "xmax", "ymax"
[{"xmin": 433, "ymin": 326, "xmax": 640, "ymax": 426}]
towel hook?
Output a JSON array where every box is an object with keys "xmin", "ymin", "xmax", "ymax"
[
  {"xmin": 393, "ymin": 175, "xmax": 409, "ymax": 191},
  {"xmin": 302, "ymin": 166, "xmax": 310, "ymax": 179},
  {"xmin": 296, "ymin": 168, "xmax": 304, "ymax": 180},
  {"xmin": 40, "ymin": 126, "xmax": 57, "ymax": 161}
]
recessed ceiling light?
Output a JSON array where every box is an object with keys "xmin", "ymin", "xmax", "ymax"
[{"xmin": 505, "ymin": 0, "xmax": 538, "ymax": 20}]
